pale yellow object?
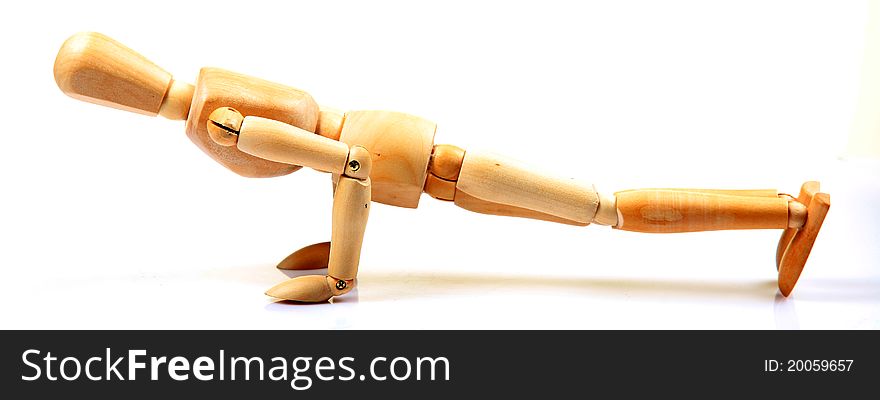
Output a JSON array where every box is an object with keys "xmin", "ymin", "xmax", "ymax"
[
  {"xmin": 52, "ymin": 32, "xmax": 833, "ymax": 301},
  {"xmin": 277, "ymin": 242, "xmax": 331, "ymax": 270},
  {"xmin": 338, "ymin": 111, "xmax": 436, "ymax": 208},
  {"xmin": 54, "ymin": 32, "xmax": 177, "ymax": 117},
  {"xmin": 456, "ymin": 150, "xmax": 600, "ymax": 225},
  {"xmin": 328, "ymin": 177, "xmax": 371, "ymax": 281},
  {"xmin": 316, "ymin": 107, "xmax": 345, "ymax": 141},
  {"xmin": 237, "ymin": 116, "xmax": 350, "ymax": 174},
  {"xmin": 614, "ymin": 190, "xmax": 790, "ymax": 233},
  {"xmin": 453, "ymin": 190, "xmax": 587, "ymax": 226},
  {"xmin": 265, "ymin": 275, "xmax": 333, "ymax": 303}
]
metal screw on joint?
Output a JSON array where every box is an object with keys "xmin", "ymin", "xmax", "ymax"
[
  {"xmin": 348, "ymin": 160, "xmax": 360, "ymax": 172},
  {"xmin": 335, "ymin": 280, "xmax": 347, "ymax": 290}
]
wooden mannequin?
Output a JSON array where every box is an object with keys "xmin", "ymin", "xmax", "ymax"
[{"xmin": 53, "ymin": 32, "xmax": 831, "ymax": 302}]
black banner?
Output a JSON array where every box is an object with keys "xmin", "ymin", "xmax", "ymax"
[{"xmin": 1, "ymin": 331, "xmax": 876, "ymax": 396}]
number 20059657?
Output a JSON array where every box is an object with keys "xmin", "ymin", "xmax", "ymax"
[{"xmin": 764, "ymin": 360, "xmax": 853, "ymax": 372}]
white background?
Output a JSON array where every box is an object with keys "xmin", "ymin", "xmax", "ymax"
[{"xmin": 1, "ymin": 0, "xmax": 878, "ymax": 329}]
